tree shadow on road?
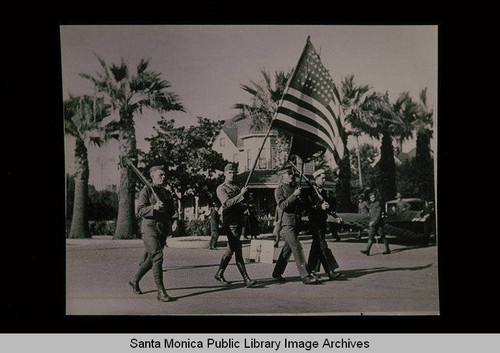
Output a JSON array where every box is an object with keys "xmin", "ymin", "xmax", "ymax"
[{"xmin": 339, "ymin": 263, "xmax": 434, "ymax": 280}]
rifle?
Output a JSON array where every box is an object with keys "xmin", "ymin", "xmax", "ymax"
[
  {"xmin": 123, "ymin": 157, "xmax": 161, "ymax": 203},
  {"xmin": 288, "ymin": 162, "xmax": 323, "ymax": 201},
  {"xmin": 288, "ymin": 162, "xmax": 341, "ymax": 222}
]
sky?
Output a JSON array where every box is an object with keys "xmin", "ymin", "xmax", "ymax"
[{"xmin": 60, "ymin": 25, "xmax": 438, "ymax": 186}]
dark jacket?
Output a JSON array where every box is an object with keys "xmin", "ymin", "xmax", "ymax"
[
  {"xmin": 137, "ymin": 186, "xmax": 177, "ymax": 235},
  {"xmin": 368, "ymin": 200, "xmax": 383, "ymax": 226},
  {"xmin": 307, "ymin": 185, "xmax": 337, "ymax": 222},
  {"xmin": 358, "ymin": 201, "xmax": 369, "ymax": 215}
]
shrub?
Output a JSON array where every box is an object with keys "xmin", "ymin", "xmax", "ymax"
[
  {"xmin": 185, "ymin": 219, "xmax": 210, "ymax": 236},
  {"xmin": 256, "ymin": 216, "xmax": 274, "ymax": 234},
  {"xmin": 89, "ymin": 220, "xmax": 116, "ymax": 235}
]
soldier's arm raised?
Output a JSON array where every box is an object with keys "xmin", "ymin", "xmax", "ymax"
[{"xmin": 217, "ymin": 185, "xmax": 245, "ymax": 209}]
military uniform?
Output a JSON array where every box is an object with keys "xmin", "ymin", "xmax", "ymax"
[
  {"xmin": 361, "ymin": 197, "xmax": 391, "ymax": 256},
  {"xmin": 272, "ymin": 175, "xmax": 317, "ymax": 284},
  {"xmin": 129, "ymin": 166, "xmax": 177, "ymax": 302},
  {"xmin": 214, "ymin": 164, "xmax": 256, "ymax": 287},
  {"xmin": 306, "ymin": 184, "xmax": 341, "ymax": 279}
]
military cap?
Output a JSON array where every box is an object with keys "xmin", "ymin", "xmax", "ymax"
[
  {"xmin": 224, "ymin": 163, "xmax": 236, "ymax": 172},
  {"xmin": 149, "ymin": 165, "xmax": 165, "ymax": 174},
  {"xmin": 312, "ymin": 168, "xmax": 326, "ymax": 178}
]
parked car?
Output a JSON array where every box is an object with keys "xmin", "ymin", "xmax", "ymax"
[{"xmin": 385, "ymin": 198, "xmax": 425, "ymax": 214}]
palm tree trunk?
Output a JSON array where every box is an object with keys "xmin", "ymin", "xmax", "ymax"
[
  {"xmin": 415, "ymin": 130, "xmax": 434, "ymax": 201},
  {"xmin": 114, "ymin": 115, "xmax": 138, "ymax": 239},
  {"xmin": 336, "ymin": 133, "xmax": 353, "ymax": 212},
  {"xmin": 68, "ymin": 138, "xmax": 90, "ymax": 239},
  {"xmin": 356, "ymin": 135, "xmax": 363, "ymax": 188},
  {"xmin": 378, "ymin": 133, "xmax": 396, "ymax": 203}
]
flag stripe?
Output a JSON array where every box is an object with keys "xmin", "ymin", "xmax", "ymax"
[
  {"xmin": 272, "ymin": 38, "xmax": 345, "ymax": 166},
  {"xmin": 276, "ymin": 104, "xmax": 336, "ymax": 150},
  {"xmin": 281, "ymin": 93, "xmax": 336, "ymax": 143},
  {"xmin": 274, "ymin": 111, "xmax": 336, "ymax": 151},
  {"xmin": 287, "ymin": 87, "xmax": 341, "ymax": 143},
  {"xmin": 280, "ymin": 87, "xmax": 344, "ymax": 157}
]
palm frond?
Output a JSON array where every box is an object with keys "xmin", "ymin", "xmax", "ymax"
[{"xmin": 137, "ymin": 57, "xmax": 151, "ymax": 75}]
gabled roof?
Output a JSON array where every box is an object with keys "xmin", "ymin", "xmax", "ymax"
[
  {"xmin": 221, "ymin": 125, "xmax": 238, "ymax": 147},
  {"xmin": 222, "ymin": 116, "xmax": 273, "ymax": 148}
]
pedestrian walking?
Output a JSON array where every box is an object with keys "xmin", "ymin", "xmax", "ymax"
[
  {"xmin": 271, "ymin": 165, "xmax": 318, "ymax": 285},
  {"xmin": 306, "ymin": 168, "xmax": 342, "ymax": 280},
  {"xmin": 356, "ymin": 194, "xmax": 370, "ymax": 239},
  {"xmin": 214, "ymin": 163, "xmax": 257, "ymax": 287},
  {"xmin": 128, "ymin": 165, "xmax": 177, "ymax": 302},
  {"xmin": 361, "ymin": 192, "xmax": 391, "ymax": 256}
]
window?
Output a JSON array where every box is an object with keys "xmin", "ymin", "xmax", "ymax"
[
  {"xmin": 219, "ymin": 137, "xmax": 225, "ymax": 147},
  {"xmin": 258, "ymin": 148, "xmax": 267, "ymax": 169},
  {"xmin": 246, "ymin": 149, "xmax": 252, "ymax": 171}
]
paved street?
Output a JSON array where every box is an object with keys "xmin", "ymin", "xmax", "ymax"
[{"xmin": 66, "ymin": 233, "xmax": 439, "ymax": 316}]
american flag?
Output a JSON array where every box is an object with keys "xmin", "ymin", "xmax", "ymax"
[{"xmin": 273, "ymin": 38, "xmax": 344, "ymax": 165}]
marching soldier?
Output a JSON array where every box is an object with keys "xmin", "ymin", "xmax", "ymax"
[
  {"xmin": 306, "ymin": 168, "xmax": 342, "ymax": 280},
  {"xmin": 271, "ymin": 165, "xmax": 318, "ymax": 285},
  {"xmin": 214, "ymin": 163, "xmax": 257, "ymax": 287},
  {"xmin": 128, "ymin": 165, "xmax": 177, "ymax": 302},
  {"xmin": 361, "ymin": 192, "xmax": 391, "ymax": 256}
]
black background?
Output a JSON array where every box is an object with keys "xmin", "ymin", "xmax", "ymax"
[{"xmin": 2, "ymin": 5, "xmax": 495, "ymax": 334}]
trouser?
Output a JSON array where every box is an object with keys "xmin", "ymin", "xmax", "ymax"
[
  {"xmin": 218, "ymin": 224, "xmax": 251, "ymax": 280},
  {"xmin": 365, "ymin": 223, "xmax": 390, "ymax": 252},
  {"xmin": 272, "ymin": 225, "xmax": 309, "ymax": 279},
  {"xmin": 133, "ymin": 222, "xmax": 167, "ymax": 292},
  {"xmin": 422, "ymin": 217, "xmax": 435, "ymax": 245},
  {"xmin": 273, "ymin": 222, "xmax": 281, "ymax": 245},
  {"xmin": 209, "ymin": 226, "xmax": 219, "ymax": 248},
  {"xmin": 308, "ymin": 220, "xmax": 339, "ymax": 273}
]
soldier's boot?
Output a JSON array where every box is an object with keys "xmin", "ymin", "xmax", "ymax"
[
  {"xmin": 214, "ymin": 255, "xmax": 231, "ymax": 284},
  {"xmin": 382, "ymin": 238, "xmax": 391, "ymax": 255},
  {"xmin": 157, "ymin": 289, "xmax": 173, "ymax": 302},
  {"xmin": 153, "ymin": 261, "xmax": 173, "ymax": 302},
  {"xmin": 129, "ymin": 256, "xmax": 152, "ymax": 295},
  {"xmin": 361, "ymin": 238, "xmax": 374, "ymax": 256},
  {"xmin": 235, "ymin": 255, "xmax": 256, "ymax": 288}
]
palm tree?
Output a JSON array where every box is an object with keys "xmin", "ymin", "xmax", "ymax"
[
  {"xmin": 64, "ymin": 94, "xmax": 113, "ymax": 238},
  {"xmin": 233, "ymin": 68, "xmax": 293, "ymax": 168},
  {"xmin": 332, "ymin": 75, "xmax": 380, "ymax": 211},
  {"xmin": 357, "ymin": 91, "xmax": 415, "ymax": 202},
  {"xmin": 233, "ymin": 68, "xmax": 291, "ymax": 132},
  {"xmin": 412, "ymin": 88, "xmax": 435, "ymax": 200},
  {"xmin": 80, "ymin": 56, "xmax": 185, "ymax": 239}
]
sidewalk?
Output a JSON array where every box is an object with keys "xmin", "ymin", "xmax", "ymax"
[{"xmin": 66, "ymin": 233, "xmax": 439, "ymax": 316}]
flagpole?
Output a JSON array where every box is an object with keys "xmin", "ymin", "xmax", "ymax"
[
  {"xmin": 244, "ymin": 37, "xmax": 312, "ymax": 188},
  {"xmin": 243, "ymin": 122, "xmax": 275, "ymax": 187}
]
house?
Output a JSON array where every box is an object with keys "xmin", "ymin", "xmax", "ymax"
[{"xmin": 212, "ymin": 117, "xmax": 335, "ymax": 217}]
